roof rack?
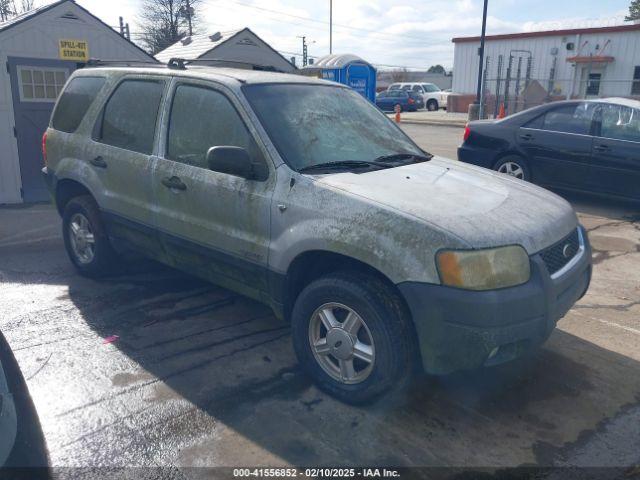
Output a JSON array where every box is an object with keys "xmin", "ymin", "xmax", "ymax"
[
  {"xmin": 85, "ymin": 59, "xmax": 162, "ymax": 68},
  {"xmin": 167, "ymin": 57, "xmax": 284, "ymax": 73}
]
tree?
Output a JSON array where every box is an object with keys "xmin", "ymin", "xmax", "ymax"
[
  {"xmin": 427, "ymin": 64, "xmax": 446, "ymax": 74},
  {"xmin": 0, "ymin": 0, "xmax": 36, "ymax": 22},
  {"xmin": 390, "ymin": 68, "xmax": 409, "ymax": 83},
  {"xmin": 139, "ymin": 0, "xmax": 201, "ymax": 55},
  {"xmin": 626, "ymin": 0, "xmax": 640, "ymax": 21}
]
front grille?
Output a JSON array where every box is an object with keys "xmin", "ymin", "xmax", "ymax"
[{"xmin": 540, "ymin": 229, "xmax": 581, "ymax": 276}]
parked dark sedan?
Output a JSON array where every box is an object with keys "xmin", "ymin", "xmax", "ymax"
[
  {"xmin": 458, "ymin": 98, "xmax": 640, "ymax": 201},
  {"xmin": 376, "ymin": 90, "xmax": 423, "ymax": 112}
]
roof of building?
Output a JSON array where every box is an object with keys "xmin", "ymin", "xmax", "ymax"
[
  {"xmin": 0, "ymin": 0, "xmax": 155, "ymax": 61},
  {"xmin": 155, "ymin": 29, "xmax": 243, "ymax": 63},
  {"xmin": 308, "ymin": 53, "xmax": 372, "ymax": 69},
  {"xmin": 155, "ymin": 27, "xmax": 295, "ymax": 72},
  {"xmin": 452, "ymin": 22, "xmax": 640, "ymax": 43}
]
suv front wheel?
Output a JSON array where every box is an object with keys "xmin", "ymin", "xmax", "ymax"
[
  {"xmin": 291, "ymin": 271, "xmax": 415, "ymax": 404},
  {"xmin": 62, "ymin": 195, "xmax": 118, "ymax": 277}
]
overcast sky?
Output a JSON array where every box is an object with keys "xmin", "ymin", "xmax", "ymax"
[{"xmin": 73, "ymin": 0, "xmax": 631, "ymax": 69}]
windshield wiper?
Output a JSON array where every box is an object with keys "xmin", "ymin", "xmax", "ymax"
[
  {"xmin": 375, "ymin": 153, "xmax": 433, "ymax": 164},
  {"xmin": 298, "ymin": 160, "xmax": 393, "ymax": 173}
]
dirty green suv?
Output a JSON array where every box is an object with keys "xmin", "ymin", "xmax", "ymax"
[{"xmin": 43, "ymin": 64, "xmax": 592, "ymax": 403}]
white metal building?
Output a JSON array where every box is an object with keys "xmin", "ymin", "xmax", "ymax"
[
  {"xmin": 0, "ymin": 0, "xmax": 155, "ymax": 204},
  {"xmin": 451, "ymin": 23, "xmax": 640, "ymax": 112},
  {"xmin": 155, "ymin": 28, "xmax": 296, "ymax": 73}
]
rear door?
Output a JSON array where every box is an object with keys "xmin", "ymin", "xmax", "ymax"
[
  {"xmin": 152, "ymin": 80, "xmax": 275, "ymax": 300},
  {"xmin": 90, "ymin": 76, "xmax": 167, "ymax": 252},
  {"xmin": 517, "ymin": 102, "xmax": 596, "ymax": 189},
  {"xmin": 590, "ymin": 103, "xmax": 640, "ymax": 200}
]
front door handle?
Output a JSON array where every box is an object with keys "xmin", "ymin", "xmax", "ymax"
[
  {"xmin": 594, "ymin": 144, "xmax": 610, "ymax": 153},
  {"xmin": 90, "ymin": 156, "xmax": 107, "ymax": 169},
  {"xmin": 519, "ymin": 133, "xmax": 533, "ymax": 141},
  {"xmin": 162, "ymin": 176, "xmax": 187, "ymax": 191}
]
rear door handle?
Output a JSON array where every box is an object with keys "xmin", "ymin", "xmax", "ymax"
[
  {"xmin": 519, "ymin": 133, "xmax": 533, "ymax": 141},
  {"xmin": 594, "ymin": 144, "xmax": 610, "ymax": 153},
  {"xmin": 162, "ymin": 176, "xmax": 187, "ymax": 191},
  {"xmin": 90, "ymin": 156, "xmax": 107, "ymax": 169}
]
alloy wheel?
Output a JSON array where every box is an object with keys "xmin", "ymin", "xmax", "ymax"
[
  {"xmin": 498, "ymin": 161, "xmax": 525, "ymax": 179},
  {"xmin": 69, "ymin": 213, "xmax": 96, "ymax": 264},
  {"xmin": 308, "ymin": 303, "xmax": 375, "ymax": 385}
]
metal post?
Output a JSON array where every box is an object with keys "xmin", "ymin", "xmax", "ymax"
[
  {"xmin": 494, "ymin": 54, "xmax": 503, "ymax": 118},
  {"xmin": 503, "ymin": 54, "xmax": 513, "ymax": 115},
  {"xmin": 329, "ymin": 0, "xmax": 333, "ymax": 54},
  {"xmin": 480, "ymin": 56, "xmax": 490, "ymax": 119},
  {"xmin": 514, "ymin": 56, "xmax": 522, "ymax": 113},
  {"xmin": 475, "ymin": 0, "xmax": 489, "ymax": 104}
]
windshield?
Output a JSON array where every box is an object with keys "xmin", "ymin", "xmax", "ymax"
[{"xmin": 243, "ymin": 84, "xmax": 424, "ymax": 171}]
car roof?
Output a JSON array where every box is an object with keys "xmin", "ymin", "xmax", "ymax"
[
  {"xmin": 587, "ymin": 97, "xmax": 640, "ymax": 109},
  {"xmin": 72, "ymin": 65, "xmax": 337, "ymax": 89}
]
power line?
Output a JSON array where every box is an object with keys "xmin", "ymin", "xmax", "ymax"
[{"xmin": 203, "ymin": 0, "xmax": 450, "ymax": 46}]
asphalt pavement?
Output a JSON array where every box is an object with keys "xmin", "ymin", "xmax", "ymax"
[{"xmin": 0, "ymin": 124, "xmax": 639, "ymax": 475}]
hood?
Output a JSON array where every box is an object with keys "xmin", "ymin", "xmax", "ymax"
[{"xmin": 314, "ymin": 157, "xmax": 578, "ymax": 254}]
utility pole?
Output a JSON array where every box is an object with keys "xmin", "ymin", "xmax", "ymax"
[
  {"xmin": 119, "ymin": 16, "xmax": 125, "ymax": 36},
  {"xmin": 298, "ymin": 36, "xmax": 308, "ymax": 67},
  {"xmin": 469, "ymin": 0, "xmax": 488, "ymax": 120},
  {"xmin": 329, "ymin": 0, "xmax": 333, "ymax": 54},
  {"xmin": 475, "ymin": 0, "xmax": 489, "ymax": 105},
  {"xmin": 125, "ymin": 23, "xmax": 130, "ymax": 40}
]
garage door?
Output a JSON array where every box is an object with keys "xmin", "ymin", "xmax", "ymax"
[{"xmin": 8, "ymin": 57, "xmax": 77, "ymax": 203}]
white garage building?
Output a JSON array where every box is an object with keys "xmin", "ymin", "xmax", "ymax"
[
  {"xmin": 155, "ymin": 28, "xmax": 297, "ymax": 73},
  {"xmin": 0, "ymin": 0, "xmax": 155, "ymax": 204},
  {"xmin": 450, "ymin": 23, "xmax": 640, "ymax": 113}
]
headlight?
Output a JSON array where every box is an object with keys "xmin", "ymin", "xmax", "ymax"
[{"xmin": 436, "ymin": 245, "xmax": 530, "ymax": 291}]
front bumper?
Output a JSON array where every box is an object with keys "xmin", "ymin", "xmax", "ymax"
[{"xmin": 398, "ymin": 226, "xmax": 592, "ymax": 375}]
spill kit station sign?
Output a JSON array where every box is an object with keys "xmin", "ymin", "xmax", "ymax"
[{"xmin": 59, "ymin": 39, "xmax": 89, "ymax": 62}]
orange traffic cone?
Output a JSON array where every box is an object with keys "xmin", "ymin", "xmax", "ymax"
[
  {"xmin": 497, "ymin": 103, "xmax": 506, "ymax": 119},
  {"xmin": 394, "ymin": 104, "xmax": 402, "ymax": 123}
]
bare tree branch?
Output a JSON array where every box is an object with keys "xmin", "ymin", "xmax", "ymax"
[{"xmin": 138, "ymin": 0, "xmax": 202, "ymax": 55}]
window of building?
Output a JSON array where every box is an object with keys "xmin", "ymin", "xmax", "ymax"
[
  {"xmin": 52, "ymin": 76, "xmax": 106, "ymax": 133},
  {"xmin": 96, "ymin": 80, "xmax": 165, "ymax": 155},
  {"xmin": 631, "ymin": 66, "xmax": 640, "ymax": 95},
  {"xmin": 586, "ymin": 73, "xmax": 602, "ymax": 96},
  {"xmin": 167, "ymin": 84, "xmax": 262, "ymax": 169},
  {"xmin": 18, "ymin": 67, "xmax": 68, "ymax": 102}
]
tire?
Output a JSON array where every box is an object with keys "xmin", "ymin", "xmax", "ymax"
[
  {"xmin": 493, "ymin": 155, "xmax": 531, "ymax": 181},
  {"xmin": 427, "ymin": 99, "xmax": 438, "ymax": 111},
  {"xmin": 62, "ymin": 195, "xmax": 118, "ymax": 277},
  {"xmin": 291, "ymin": 271, "xmax": 416, "ymax": 404}
]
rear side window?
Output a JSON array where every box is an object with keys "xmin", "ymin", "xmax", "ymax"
[
  {"xmin": 96, "ymin": 79, "xmax": 164, "ymax": 154},
  {"xmin": 52, "ymin": 76, "xmax": 106, "ymax": 133},
  {"xmin": 540, "ymin": 103, "xmax": 596, "ymax": 135},
  {"xmin": 599, "ymin": 104, "xmax": 640, "ymax": 143},
  {"xmin": 166, "ymin": 84, "xmax": 263, "ymax": 169}
]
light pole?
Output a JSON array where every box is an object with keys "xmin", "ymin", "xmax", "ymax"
[
  {"xmin": 329, "ymin": 0, "xmax": 333, "ymax": 54},
  {"xmin": 472, "ymin": 0, "xmax": 489, "ymax": 119}
]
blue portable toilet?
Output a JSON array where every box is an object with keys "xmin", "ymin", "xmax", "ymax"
[{"xmin": 303, "ymin": 54, "xmax": 377, "ymax": 102}]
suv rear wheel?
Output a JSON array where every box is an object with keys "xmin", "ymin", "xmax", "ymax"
[
  {"xmin": 427, "ymin": 99, "xmax": 438, "ymax": 111},
  {"xmin": 291, "ymin": 271, "xmax": 415, "ymax": 404},
  {"xmin": 62, "ymin": 195, "xmax": 118, "ymax": 277}
]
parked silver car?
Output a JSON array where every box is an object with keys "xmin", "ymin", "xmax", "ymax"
[{"xmin": 43, "ymin": 64, "xmax": 592, "ymax": 403}]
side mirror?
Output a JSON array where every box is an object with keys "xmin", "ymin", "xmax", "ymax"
[{"xmin": 206, "ymin": 146, "xmax": 267, "ymax": 180}]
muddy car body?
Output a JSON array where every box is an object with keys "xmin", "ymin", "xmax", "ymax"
[{"xmin": 43, "ymin": 65, "xmax": 592, "ymax": 402}]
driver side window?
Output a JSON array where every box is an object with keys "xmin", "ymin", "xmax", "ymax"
[{"xmin": 167, "ymin": 84, "xmax": 264, "ymax": 169}]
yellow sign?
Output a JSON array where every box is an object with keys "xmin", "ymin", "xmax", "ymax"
[{"xmin": 59, "ymin": 39, "xmax": 89, "ymax": 62}]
